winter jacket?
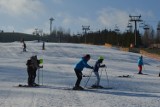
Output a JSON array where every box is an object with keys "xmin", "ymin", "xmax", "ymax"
[
  {"xmin": 26, "ymin": 59, "xmax": 40, "ymax": 71},
  {"xmin": 74, "ymin": 57, "xmax": 92, "ymax": 71},
  {"xmin": 138, "ymin": 57, "xmax": 143, "ymax": 66},
  {"xmin": 93, "ymin": 60, "xmax": 105, "ymax": 72}
]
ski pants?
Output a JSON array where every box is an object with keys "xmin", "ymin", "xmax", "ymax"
[
  {"xmin": 74, "ymin": 69, "xmax": 82, "ymax": 87},
  {"xmin": 27, "ymin": 68, "xmax": 37, "ymax": 86},
  {"xmin": 23, "ymin": 48, "xmax": 26, "ymax": 52},
  {"xmin": 94, "ymin": 71, "xmax": 100, "ymax": 86},
  {"xmin": 138, "ymin": 65, "xmax": 142, "ymax": 73}
]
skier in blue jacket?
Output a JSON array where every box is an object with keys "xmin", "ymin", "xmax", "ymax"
[
  {"xmin": 138, "ymin": 55, "xmax": 144, "ymax": 74},
  {"xmin": 73, "ymin": 54, "xmax": 93, "ymax": 90}
]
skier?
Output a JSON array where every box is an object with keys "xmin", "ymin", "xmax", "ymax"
[
  {"xmin": 73, "ymin": 54, "xmax": 93, "ymax": 90},
  {"xmin": 42, "ymin": 41, "xmax": 45, "ymax": 50},
  {"xmin": 137, "ymin": 55, "xmax": 144, "ymax": 74},
  {"xmin": 92, "ymin": 56, "xmax": 106, "ymax": 88},
  {"xmin": 23, "ymin": 41, "xmax": 26, "ymax": 52},
  {"xmin": 26, "ymin": 55, "xmax": 43, "ymax": 86}
]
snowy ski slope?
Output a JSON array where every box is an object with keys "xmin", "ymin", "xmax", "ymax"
[{"xmin": 0, "ymin": 41, "xmax": 160, "ymax": 107}]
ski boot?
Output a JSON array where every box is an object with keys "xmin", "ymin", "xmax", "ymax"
[
  {"xmin": 91, "ymin": 85, "xmax": 103, "ymax": 89},
  {"xmin": 91, "ymin": 85, "xmax": 98, "ymax": 88},
  {"xmin": 73, "ymin": 86, "xmax": 84, "ymax": 90},
  {"xmin": 33, "ymin": 83, "xmax": 39, "ymax": 87},
  {"xmin": 97, "ymin": 85, "xmax": 103, "ymax": 89}
]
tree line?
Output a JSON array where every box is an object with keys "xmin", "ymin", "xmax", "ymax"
[
  {"xmin": 0, "ymin": 29, "xmax": 138, "ymax": 47},
  {"xmin": 0, "ymin": 26, "xmax": 160, "ymax": 48}
]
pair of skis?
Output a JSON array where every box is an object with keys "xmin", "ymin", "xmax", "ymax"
[{"xmin": 65, "ymin": 86, "xmax": 113, "ymax": 91}]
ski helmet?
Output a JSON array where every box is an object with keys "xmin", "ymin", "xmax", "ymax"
[
  {"xmin": 40, "ymin": 59, "xmax": 43, "ymax": 64},
  {"xmin": 98, "ymin": 56, "xmax": 104, "ymax": 60}
]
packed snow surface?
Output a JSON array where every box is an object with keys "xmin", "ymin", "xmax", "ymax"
[{"xmin": 0, "ymin": 41, "xmax": 160, "ymax": 107}]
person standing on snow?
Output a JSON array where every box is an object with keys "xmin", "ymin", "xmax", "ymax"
[
  {"xmin": 23, "ymin": 41, "xmax": 27, "ymax": 52},
  {"xmin": 26, "ymin": 55, "xmax": 43, "ymax": 86},
  {"xmin": 42, "ymin": 41, "xmax": 45, "ymax": 50},
  {"xmin": 92, "ymin": 56, "xmax": 106, "ymax": 88},
  {"xmin": 73, "ymin": 54, "xmax": 93, "ymax": 90},
  {"xmin": 137, "ymin": 55, "xmax": 144, "ymax": 74}
]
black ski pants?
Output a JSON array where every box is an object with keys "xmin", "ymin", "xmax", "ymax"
[
  {"xmin": 74, "ymin": 69, "xmax": 82, "ymax": 87},
  {"xmin": 27, "ymin": 68, "xmax": 37, "ymax": 86}
]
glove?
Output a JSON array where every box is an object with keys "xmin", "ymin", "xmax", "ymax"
[
  {"xmin": 103, "ymin": 64, "xmax": 107, "ymax": 68},
  {"xmin": 40, "ymin": 65, "xmax": 43, "ymax": 68}
]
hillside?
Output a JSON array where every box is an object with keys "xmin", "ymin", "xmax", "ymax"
[{"xmin": 0, "ymin": 42, "xmax": 160, "ymax": 107}]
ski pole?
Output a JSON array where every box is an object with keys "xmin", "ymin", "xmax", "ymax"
[
  {"xmin": 100, "ymin": 69, "xmax": 103, "ymax": 78},
  {"xmin": 84, "ymin": 70, "xmax": 93, "ymax": 88},
  {"xmin": 37, "ymin": 68, "xmax": 40, "ymax": 85},
  {"xmin": 99, "ymin": 69, "xmax": 103, "ymax": 83},
  {"xmin": 42, "ymin": 67, "xmax": 43, "ymax": 85},
  {"xmin": 105, "ymin": 67, "xmax": 110, "ymax": 88},
  {"xmin": 39, "ymin": 59, "xmax": 43, "ymax": 85}
]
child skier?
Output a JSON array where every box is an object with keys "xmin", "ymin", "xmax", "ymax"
[
  {"xmin": 137, "ymin": 55, "xmax": 144, "ymax": 74},
  {"xmin": 26, "ymin": 55, "xmax": 43, "ymax": 86},
  {"xmin": 73, "ymin": 54, "xmax": 93, "ymax": 90},
  {"xmin": 92, "ymin": 56, "xmax": 106, "ymax": 88}
]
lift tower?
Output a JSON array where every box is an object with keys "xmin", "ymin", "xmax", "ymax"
[
  {"xmin": 82, "ymin": 25, "xmax": 90, "ymax": 43},
  {"xmin": 129, "ymin": 15, "xmax": 142, "ymax": 46}
]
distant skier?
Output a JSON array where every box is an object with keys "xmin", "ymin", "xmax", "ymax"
[
  {"xmin": 73, "ymin": 54, "xmax": 93, "ymax": 90},
  {"xmin": 92, "ymin": 56, "xmax": 106, "ymax": 88},
  {"xmin": 42, "ymin": 41, "xmax": 45, "ymax": 50},
  {"xmin": 23, "ymin": 41, "xmax": 26, "ymax": 52},
  {"xmin": 137, "ymin": 55, "xmax": 144, "ymax": 74},
  {"xmin": 26, "ymin": 55, "xmax": 43, "ymax": 86}
]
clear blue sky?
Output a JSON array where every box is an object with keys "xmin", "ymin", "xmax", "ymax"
[{"xmin": 0, "ymin": 0, "xmax": 159, "ymax": 34}]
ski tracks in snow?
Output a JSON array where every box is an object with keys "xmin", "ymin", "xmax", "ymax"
[
  {"xmin": 0, "ymin": 89, "xmax": 12, "ymax": 107},
  {"xmin": 65, "ymin": 90, "xmax": 84, "ymax": 107},
  {"xmin": 35, "ymin": 88, "xmax": 84, "ymax": 107},
  {"xmin": 5, "ymin": 86, "xmax": 85, "ymax": 107},
  {"xmin": 0, "ymin": 87, "xmax": 37, "ymax": 107}
]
